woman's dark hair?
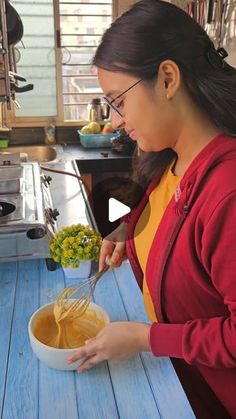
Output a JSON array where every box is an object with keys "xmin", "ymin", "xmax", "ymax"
[{"xmin": 93, "ymin": 0, "xmax": 236, "ymax": 205}]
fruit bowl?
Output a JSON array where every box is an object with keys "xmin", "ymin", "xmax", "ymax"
[{"xmin": 78, "ymin": 130, "xmax": 120, "ymax": 148}]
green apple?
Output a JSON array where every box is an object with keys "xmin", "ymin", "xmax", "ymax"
[
  {"xmin": 81, "ymin": 125, "xmax": 92, "ymax": 134},
  {"xmin": 88, "ymin": 121, "xmax": 101, "ymax": 134}
]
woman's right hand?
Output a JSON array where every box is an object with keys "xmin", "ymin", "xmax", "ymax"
[{"xmin": 99, "ymin": 222, "xmax": 128, "ymax": 271}]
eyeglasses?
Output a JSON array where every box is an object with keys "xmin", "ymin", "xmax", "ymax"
[{"xmin": 103, "ymin": 78, "xmax": 143, "ymax": 117}]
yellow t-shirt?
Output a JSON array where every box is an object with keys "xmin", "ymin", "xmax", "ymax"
[{"xmin": 134, "ymin": 164, "xmax": 182, "ymax": 322}]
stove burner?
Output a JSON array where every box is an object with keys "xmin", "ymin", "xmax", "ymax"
[
  {"xmin": 0, "ymin": 194, "xmax": 24, "ymax": 221},
  {"xmin": 0, "ymin": 201, "xmax": 16, "ymax": 217}
]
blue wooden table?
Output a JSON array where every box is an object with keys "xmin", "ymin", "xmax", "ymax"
[{"xmin": 0, "ymin": 259, "xmax": 195, "ymax": 419}]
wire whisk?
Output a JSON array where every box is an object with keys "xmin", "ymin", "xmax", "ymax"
[{"xmin": 54, "ymin": 264, "xmax": 109, "ymax": 325}]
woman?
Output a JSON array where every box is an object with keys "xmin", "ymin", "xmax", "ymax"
[{"xmin": 68, "ymin": 1, "xmax": 236, "ymax": 416}]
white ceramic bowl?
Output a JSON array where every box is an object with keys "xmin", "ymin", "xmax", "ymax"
[{"xmin": 28, "ymin": 300, "xmax": 110, "ymax": 371}]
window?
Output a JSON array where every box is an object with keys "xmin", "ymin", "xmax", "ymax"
[
  {"xmin": 13, "ymin": 0, "xmax": 57, "ymax": 118},
  {"xmin": 58, "ymin": 0, "xmax": 112, "ymax": 121},
  {"xmin": 11, "ymin": 0, "xmax": 113, "ymax": 124}
]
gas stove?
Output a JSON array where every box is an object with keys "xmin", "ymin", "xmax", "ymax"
[{"xmin": 0, "ymin": 162, "xmax": 59, "ymax": 261}]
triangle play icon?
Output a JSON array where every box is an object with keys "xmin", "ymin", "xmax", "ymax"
[{"xmin": 108, "ymin": 197, "xmax": 131, "ymax": 222}]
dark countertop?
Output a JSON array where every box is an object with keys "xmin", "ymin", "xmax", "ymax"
[{"xmin": 61, "ymin": 144, "xmax": 132, "ymax": 173}]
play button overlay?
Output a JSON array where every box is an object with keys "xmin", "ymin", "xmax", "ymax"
[
  {"xmin": 86, "ymin": 174, "xmax": 150, "ymax": 237},
  {"xmin": 108, "ymin": 198, "xmax": 130, "ymax": 222}
]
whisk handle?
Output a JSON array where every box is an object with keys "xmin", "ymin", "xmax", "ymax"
[{"xmin": 94, "ymin": 264, "xmax": 110, "ymax": 286}]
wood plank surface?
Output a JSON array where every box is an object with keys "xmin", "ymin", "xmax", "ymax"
[
  {"xmin": 0, "ymin": 262, "xmax": 17, "ymax": 417},
  {"xmin": 2, "ymin": 260, "xmax": 40, "ymax": 419},
  {"xmin": 0, "ymin": 260, "xmax": 195, "ymax": 419}
]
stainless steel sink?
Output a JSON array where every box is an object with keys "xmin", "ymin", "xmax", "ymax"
[{"xmin": 0, "ymin": 145, "xmax": 57, "ymax": 163}]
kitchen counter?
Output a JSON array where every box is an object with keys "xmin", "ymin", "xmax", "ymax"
[{"xmin": 0, "ymin": 147, "xmax": 195, "ymax": 418}]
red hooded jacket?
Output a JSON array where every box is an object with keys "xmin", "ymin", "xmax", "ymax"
[{"xmin": 125, "ymin": 134, "xmax": 236, "ymax": 417}]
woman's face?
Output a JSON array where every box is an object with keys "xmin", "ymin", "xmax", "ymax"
[{"xmin": 98, "ymin": 68, "xmax": 180, "ymax": 152}]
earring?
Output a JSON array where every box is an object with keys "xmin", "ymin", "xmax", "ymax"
[{"xmin": 166, "ymin": 93, "xmax": 171, "ymax": 100}]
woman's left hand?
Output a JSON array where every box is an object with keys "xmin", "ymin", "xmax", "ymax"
[{"xmin": 67, "ymin": 321, "xmax": 151, "ymax": 372}]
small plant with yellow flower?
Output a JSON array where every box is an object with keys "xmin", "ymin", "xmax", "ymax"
[{"xmin": 49, "ymin": 224, "xmax": 102, "ymax": 268}]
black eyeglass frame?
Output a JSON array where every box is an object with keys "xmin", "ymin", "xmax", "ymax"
[{"xmin": 103, "ymin": 78, "xmax": 143, "ymax": 117}]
